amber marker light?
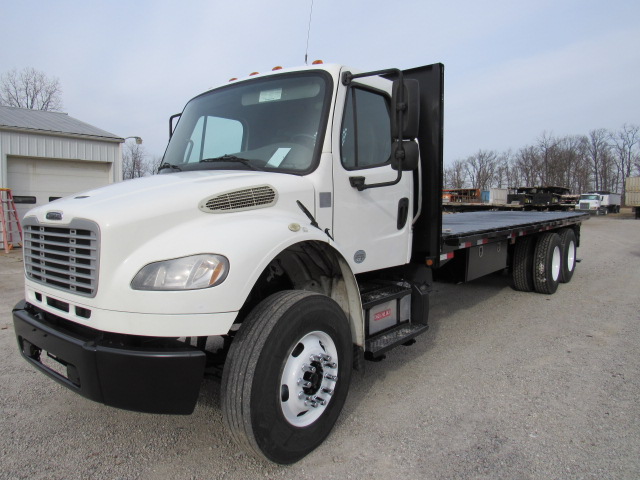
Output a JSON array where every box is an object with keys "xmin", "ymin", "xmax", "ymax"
[
  {"xmin": 229, "ymin": 77, "xmax": 238, "ymax": 82},
  {"xmin": 272, "ymin": 66, "xmax": 283, "ymax": 71},
  {"xmin": 312, "ymin": 60, "xmax": 324, "ymax": 65},
  {"xmin": 249, "ymin": 71, "xmax": 259, "ymax": 76},
  {"xmin": 209, "ymin": 261, "xmax": 227, "ymax": 286}
]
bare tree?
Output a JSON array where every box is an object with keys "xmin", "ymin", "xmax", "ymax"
[
  {"xmin": 610, "ymin": 124, "xmax": 640, "ymax": 198},
  {"xmin": 0, "ymin": 67, "xmax": 63, "ymax": 111},
  {"xmin": 585, "ymin": 129, "xmax": 609, "ymax": 190},
  {"xmin": 513, "ymin": 145, "xmax": 541, "ymax": 187},
  {"xmin": 555, "ymin": 135, "xmax": 586, "ymax": 191},
  {"xmin": 493, "ymin": 151, "xmax": 512, "ymax": 188},
  {"xmin": 536, "ymin": 132, "xmax": 561, "ymax": 186},
  {"xmin": 444, "ymin": 159, "xmax": 467, "ymax": 189},
  {"xmin": 571, "ymin": 153, "xmax": 592, "ymax": 194},
  {"xmin": 447, "ymin": 125, "xmax": 639, "ymax": 196},
  {"xmin": 122, "ymin": 142, "xmax": 156, "ymax": 180},
  {"xmin": 465, "ymin": 150, "xmax": 497, "ymax": 190}
]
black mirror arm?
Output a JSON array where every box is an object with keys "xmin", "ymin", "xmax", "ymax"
[
  {"xmin": 349, "ymin": 148, "xmax": 405, "ymax": 191},
  {"xmin": 169, "ymin": 113, "xmax": 181, "ymax": 139},
  {"xmin": 349, "ymin": 168, "xmax": 403, "ymax": 192}
]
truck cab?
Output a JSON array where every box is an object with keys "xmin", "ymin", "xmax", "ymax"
[
  {"xmin": 14, "ymin": 62, "xmax": 440, "ymax": 463},
  {"xmin": 576, "ymin": 191, "xmax": 621, "ymax": 214},
  {"xmin": 577, "ymin": 193, "xmax": 602, "ymax": 214}
]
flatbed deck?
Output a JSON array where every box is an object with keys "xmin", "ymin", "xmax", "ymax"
[{"xmin": 440, "ymin": 210, "xmax": 589, "ymax": 254}]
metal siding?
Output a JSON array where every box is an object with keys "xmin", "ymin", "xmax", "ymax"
[
  {"xmin": 625, "ymin": 190, "xmax": 640, "ymax": 206},
  {"xmin": 626, "ymin": 176, "xmax": 640, "ymax": 192},
  {"xmin": 1, "ymin": 130, "xmax": 121, "ymax": 189},
  {"xmin": 2, "ymin": 130, "xmax": 118, "ymax": 161}
]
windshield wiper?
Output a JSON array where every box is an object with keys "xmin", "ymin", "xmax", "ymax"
[
  {"xmin": 157, "ymin": 162, "xmax": 182, "ymax": 173},
  {"xmin": 199, "ymin": 155, "xmax": 263, "ymax": 171}
]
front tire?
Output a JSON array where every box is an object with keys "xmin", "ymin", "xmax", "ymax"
[{"xmin": 221, "ymin": 290, "xmax": 353, "ymax": 464}]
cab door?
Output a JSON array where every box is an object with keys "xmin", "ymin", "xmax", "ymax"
[{"xmin": 331, "ymin": 75, "xmax": 413, "ymax": 273}]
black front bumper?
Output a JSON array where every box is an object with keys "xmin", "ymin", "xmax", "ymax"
[{"xmin": 13, "ymin": 301, "xmax": 206, "ymax": 415}]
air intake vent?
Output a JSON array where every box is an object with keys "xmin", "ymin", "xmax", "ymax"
[{"xmin": 199, "ymin": 185, "xmax": 278, "ymax": 213}]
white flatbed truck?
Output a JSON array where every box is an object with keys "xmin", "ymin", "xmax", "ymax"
[{"xmin": 12, "ymin": 62, "xmax": 588, "ymax": 464}]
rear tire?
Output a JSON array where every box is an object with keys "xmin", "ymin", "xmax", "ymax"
[
  {"xmin": 533, "ymin": 232, "xmax": 562, "ymax": 294},
  {"xmin": 558, "ymin": 228, "xmax": 577, "ymax": 283},
  {"xmin": 511, "ymin": 235, "xmax": 537, "ymax": 292},
  {"xmin": 221, "ymin": 290, "xmax": 353, "ymax": 464}
]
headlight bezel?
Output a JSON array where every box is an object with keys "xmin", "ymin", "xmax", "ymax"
[{"xmin": 131, "ymin": 254, "xmax": 230, "ymax": 291}]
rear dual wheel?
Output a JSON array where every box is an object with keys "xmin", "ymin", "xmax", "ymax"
[
  {"xmin": 558, "ymin": 228, "xmax": 577, "ymax": 283},
  {"xmin": 221, "ymin": 290, "xmax": 352, "ymax": 464},
  {"xmin": 511, "ymin": 229, "xmax": 576, "ymax": 294},
  {"xmin": 533, "ymin": 232, "xmax": 562, "ymax": 294},
  {"xmin": 511, "ymin": 235, "xmax": 537, "ymax": 292}
]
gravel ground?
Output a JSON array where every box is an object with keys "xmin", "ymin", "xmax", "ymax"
[{"xmin": 1, "ymin": 214, "xmax": 639, "ymax": 479}]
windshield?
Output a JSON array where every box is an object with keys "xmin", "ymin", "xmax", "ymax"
[
  {"xmin": 162, "ymin": 72, "xmax": 332, "ymax": 173},
  {"xmin": 580, "ymin": 194, "xmax": 599, "ymax": 200}
]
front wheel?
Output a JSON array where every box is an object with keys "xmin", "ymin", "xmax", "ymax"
[{"xmin": 221, "ymin": 290, "xmax": 353, "ymax": 464}]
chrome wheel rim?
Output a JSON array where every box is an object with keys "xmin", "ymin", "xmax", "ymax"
[
  {"xmin": 552, "ymin": 245, "xmax": 561, "ymax": 281},
  {"xmin": 280, "ymin": 330, "xmax": 338, "ymax": 427},
  {"xmin": 566, "ymin": 240, "xmax": 576, "ymax": 272}
]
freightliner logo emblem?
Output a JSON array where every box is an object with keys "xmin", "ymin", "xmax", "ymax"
[{"xmin": 46, "ymin": 211, "xmax": 63, "ymax": 221}]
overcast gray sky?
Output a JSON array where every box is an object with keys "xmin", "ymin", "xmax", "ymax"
[{"xmin": 2, "ymin": 0, "xmax": 639, "ymax": 165}]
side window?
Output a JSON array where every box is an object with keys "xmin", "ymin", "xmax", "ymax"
[
  {"xmin": 340, "ymin": 88, "xmax": 391, "ymax": 169},
  {"xmin": 184, "ymin": 116, "xmax": 243, "ymax": 163}
]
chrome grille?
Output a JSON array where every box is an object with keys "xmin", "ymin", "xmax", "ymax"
[
  {"xmin": 579, "ymin": 202, "xmax": 590, "ymax": 210},
  {"xmin": 200, "ymin": 185, "xmax": 277, "ymax": 213},
  {"xmin": 23, "ymin": 218, "xmax": 100, "ymax": 297}
]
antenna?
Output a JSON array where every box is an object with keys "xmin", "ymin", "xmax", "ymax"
[{"xmin": 304, "ymin": 0, "xmax": 314, "ymax": 65}]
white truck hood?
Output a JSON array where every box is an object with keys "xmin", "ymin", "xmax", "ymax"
[{"xmin": 24, "ymin": 170, "xmax": 316, "ymax": 228}]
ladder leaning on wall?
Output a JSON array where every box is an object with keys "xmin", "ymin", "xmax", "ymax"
[{"xmin": 0, "ymin": 188, "xmax": 23, "ymax": 254}]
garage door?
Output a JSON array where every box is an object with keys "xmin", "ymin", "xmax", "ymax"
[{"xmin": 8, "ymin": 157, "xmax": 112, "ymax": 220}]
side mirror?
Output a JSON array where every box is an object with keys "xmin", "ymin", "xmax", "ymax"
[
  {"xmin": 391, "ymin": 79, "xmax": 420, "ymax": 140},
  {"xmin": 391, "ymin": 140, "xmax": 420, "ymax": 171}
]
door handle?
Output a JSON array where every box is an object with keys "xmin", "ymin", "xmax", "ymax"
[{"xmin": 397, "ymin": 197, "xmax": 409, "ymax": 229}]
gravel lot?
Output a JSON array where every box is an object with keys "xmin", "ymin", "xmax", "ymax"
[{"xmin": 1, "ymin": 214, "xmax": 639, "ymax": 479}]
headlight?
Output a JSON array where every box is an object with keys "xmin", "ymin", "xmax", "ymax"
[{"xmin": 131, "ymin": 254, "xmax": 229, "ymax": 291}]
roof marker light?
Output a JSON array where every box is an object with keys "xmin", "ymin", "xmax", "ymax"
[
  {"xmin": 272, "ymin": 66, "xmax": 283, "ymax": 71},
  {"xmin": 249, "ymin": 71, "xmax": 259, "ymax": 76},
  {"xmin": 312, "ymin": 60, "xmax": 324, "ymax": 65},
  {"xmin": 229, "ymin": 77, "xmax": 238, "ymax": 82}
]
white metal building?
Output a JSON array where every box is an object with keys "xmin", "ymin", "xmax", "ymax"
[{"xmin": 0, "ymin": 106, "xmax": 123, "ymax": 219}]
